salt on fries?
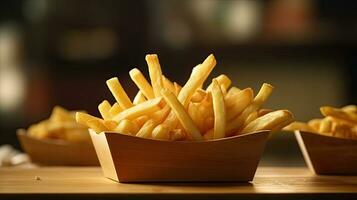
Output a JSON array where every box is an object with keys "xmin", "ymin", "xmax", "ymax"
[
  {"xmin": 284, "ymin": 105, "xmax": 357, "ymax": 139},
  {"xmin": 76, "ymin": 54, "xmax": 293, "ymax": 141}
]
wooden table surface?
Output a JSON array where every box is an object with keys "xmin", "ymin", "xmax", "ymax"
[{"xmin": 1, "ymin": 167, "xmax": 357, "ymax": 199}]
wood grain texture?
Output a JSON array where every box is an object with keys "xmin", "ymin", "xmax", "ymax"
[
  {"xmin": 18, "ymin": 130, "xmax": 99, "ymax": 166},
  {"xmin": 0, "ymin": 167, "xmax": 356, "ymax": 196},
  {"xmin": 90, "ymin": 130, "xmax": 269, "ymax": 182},
  {"xmin": 295, "ymin": 131, "xmax": 357, "ymax": 175}
]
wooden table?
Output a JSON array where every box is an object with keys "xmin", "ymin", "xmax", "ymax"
[{"xmin": 1, "ymin": 167, "xmax": 356, "ymax": 199}]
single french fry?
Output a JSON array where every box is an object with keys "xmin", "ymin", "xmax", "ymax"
[
  {"xmin": 178, "ymin": 54, "xmax": 216, "ymax": 108},
  {"xmin": 133, "ymin": 91, "xmax": 146, "ymax": 105},
  {"xmin": 225, "ymin": 83, "xmax": 274, "ymax": 135},
  {"xmin": 191, "ymin": 89, "xmax": 206, "ymax": 103},
  {"xmin": 320, "ymin": 106, "xmax": 357, "ymax": 123},
  {"xmin": 226, "ymin": 88, "xmax": 254, "ymax": 120},
  {"xmin": 149, "ymin": 105, "xmax": 171, "ymax": 123},
  {"xmin": 87, "ymin": 119, "xmax": 108, "ymax": 133},
  {"xmin": 152, "ymin": 124, "xmax": 171, "ymax": 140},
  {"xmin": 308, "ymin": 118, "xmax": 322, "ymax": 131},
  {"xmin": 112, "ymin": 97, "xmax": 163, "ymax": 122},
  {"xmin": 204, "ymin": 116, "xmax": 214, "ymax": 132},
  {"xmin": 170, "ymin": 129, "xmax": 186, "ymax": 141},
  {"xmin": 109, "ymin": 103, "xmax": 122, "ymax": 117},
  {"xmin": 161, "ymin": 89, "xmax": 203, "ymax": 140},
  {"xmin": 224, "ymin": 87, "xmax": 241, "ymax": 108},
  {"xmin": 133, "ymin": 115, "xmax": 149, "ymax": 128},
  {"xmin": 241, "ymin": 110, "xmax": 294, "ymax": 134},
  {"xmin": 283, "ymin": 121, "xmax": 316, "ymax": 133},
  {"xmin": 98, "ymin": 100, "xmax": 112, "ymax": 120},
  {"xmin": 76, "ymin": 112, "xmax": 103, "ymax": 127},
  {"xmin": 50, "ymin": 106, "xmax": 73, "ymax": 122},
  {"xmin": 115, "ymin": 119, "xmax": 139, "ymax": 135},
  {"xmin": 174, "ymin": 82, "xmax": 182, "ymax": 96},
  {"xmin": 146, "ymin": 54, "xmax": 164, "ymax": 97},
  {"xmin": 319, "ymin": 117, "xmax": 332, "ymax": 133},
  {"xmin": 136, "ymin": 119, "xmax": 155, "ymax": 138},
  {"xmin": 342, "ymin": 105, "xmax": 357, "ymax": 114},
  {"xmin": 129, "ymin": 68, "xmax": 155, "ymax": 99},
  {"xmin": 106, "ymin": 77, "xmax": 133, "ymax": 109},
  {"xmin": 206, "ymin": 74, "xmax": 232, "ymax": 91},
  {"xmin": 258, "ymin": 109, "xmax": 273, "ymax": 117},
  {"xmin": 188, "ymin": 102, "xmax": 203, "ymax": 132},
  {"xmin": 103, "ymin": 120, "xmax": 118, "ymax": 130},
  {"xmin": 211, "ymin": 79, "xmax": 226, "ymax": 139},
  {"xmin": 244, "ymin": 111, "xmax": 258, "ymax": 127},
  {"xmin": 203, "ymin": 129, "xmax": 213, "ymax": 141},
  {"xmin": 162, "ymin": 75, "xmax": 176, "ymax": 93}
]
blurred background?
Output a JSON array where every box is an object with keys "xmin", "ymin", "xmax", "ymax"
[{"xmin": 0, "ymin": 0, "xmax": 356, "ymax": 166}]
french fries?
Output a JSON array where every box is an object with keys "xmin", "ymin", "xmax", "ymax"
[
  {"xmin": 241, "ymin": 110, "xmax": 294, "ymax": 134},
  {"xmin": 76, "ymin": 54, "xmax": 293, "ymax": 141},
  {"xmin": 146, "ymin": 54, "xmax": 164, "ymax": 97},
  {"xmin": 211, "ymin": 79, "xmax": 226, "ymax": 139},
  {"xmin": 27, "ymin": 106, "xmax": 90, "ymax": 143},
  {"xmin": 106, "ymin": 77, "xmax": 133, "ymax": 109},
  {"xmin": 283, "ymin": 104, "xmax": 357, "ymax": 139},
  {"xmin": 129, "ymin": 68, "xmax": 155, "ymax": 99}
]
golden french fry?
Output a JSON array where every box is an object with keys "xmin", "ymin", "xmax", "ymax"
[
  {"xmin": 225, "ymin": 83, "xmax": 274, "ymax": 135},
  {"xmin": 206, "ymin": 74, "xmax": 232, "ymax": 91},
  {"xmin": 76, "ymin": 112, "xmax": 103, "ymax": 127},
  {"xmin": 320, "ymin": 106, "xmax": 357, "ymax": 123},
  {"xmin": 146, "ymin": 54, "xmax": 164, "ymax": 97},
  {"xmin": 103, "ymin": 120, "xmax": 118, "ymax": 130},
  {"xmin": 204, "ymin": 116, "xmax": 214, "ymax": 132},
  {"xmin": 133, "ymin": 115, "xmax": 149, "ymax": 128},
  {"xmin": 112, "ymin": 97, "xmax": 163, "ymax": 122},
  {"xmin": 191, "ymin": 89, "xmax": 206, "ymax": 103},
  {"xmin": 211, "ymin": 79, "xmax": 226, "ymax": 139},
  {"xmin": 150, "ymin": 105, "xmax": 171, "ymax": 123},
  {"xmin": 283, "ymin": 121, "xmax": 316, "ymax": 133},
  {"xmin": 50, "ymin": 106, "xmax": 73, "ymax": 122},
  {"xmin": 225, "ymin": 87, "xmax": 241, "ymax": 106},
  {"xmin": 258, "ymin": 109, "xmax": 273, "ymax": 117},
  {"xmin": 174, "ymin": 82, "xmax": 182, "ymax": 96},
  {"xmin": 136, "ymin": 119, "xmax": 155, "ymax": 138},
  {"xmin": 161, "ymin": 89, "xmax": 203, "ymax": 140},
  {"xmin": 106, "ymin": 77, "xmax": 133, "ymax": 109},
  {"xmin": 152, "ymin": 124, "xmax": 170, "ymax": 140},
  {"xmin": 129, "ymin": 68, "xmax": 155, "ymax": 99},
  {"xmin": 162, "ymin": 75, "xmax": 176, "ymax": 93},
  {"xmin": 203, "ymin": 129, "xmax": 213, "ymax": 141},
  {"xmin": 86, "ymin": 119, "xmax": 108, "ymax": 133},
  {"xmin": 244, "ymin": 111, "xmax": 258, "ymax": 127},
  {"xmin": 133, "ymin": 91, "xmax": 146, "ymax": 105},
  {"xmin": 331, "ymin": 122, "xmax": 353, "ymax": 139},
  {"xmin": 241, "ymin": 110, "xmax": 294, "ymax": 134},
  {"xmin": 115, "ymin": 119, "xmax": 139, "ymax": 135},
  {"xmin": 308, "ymin": 118, "xmax": 322, "ymax": 130},
  {"xmin": 188, "ymin": 102, "xmax": 204, "ymax": 132},
  {"xmin": 98, "ymin": 100, "xmax": 111, "ymax": 120},
  {"xmin": 342, "ymin": 105, "xmax": 357, "ymax": 114},
  {"xmin": 226, "ymin": 88, "xmax": 254, "ymax": 120},
  {"xmin": 170, "ymin": 129, "xmax": 186, "ymax": 141},
  {"xmin": 319, "ymin": 117, "xmax": 332, "ymax": 133},
  {"xmin": 178, "ymin": 54, "xmax": 216, "ymax": 108},
  {"xmin": 109, "ymin": 103, "xmax": 122, "ymax": 117}
]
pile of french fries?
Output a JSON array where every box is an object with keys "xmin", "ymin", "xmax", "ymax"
[
  {"xmin": 27, "ymin": 106, "xmax": 91, "ymax": 143},
  {"xmin": 76, "ymin": 54, "xmax": 294, "ymax": 141},
  {"xmin": 284, "ymin": 105, "xmax": 357, "ymax": 139}
]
